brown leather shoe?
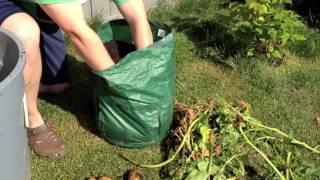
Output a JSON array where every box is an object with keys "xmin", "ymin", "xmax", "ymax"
[{"xmin": 27, "ymin": 122, "xmax": 67, "ymax": 159}]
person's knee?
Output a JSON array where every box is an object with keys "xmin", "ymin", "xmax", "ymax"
[
  {"xmin": 1, "ymin": 13, "xmax": 40, "ymax": 49},
  {"xmin": 14, "ymin": 17, "xmax": 40, "ymax": 49}
]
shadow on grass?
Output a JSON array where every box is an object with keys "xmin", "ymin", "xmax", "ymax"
[
  {"xmin": 39, "ymin": 55, "xmax": 101, "ymax": 138},
  {"xmin": 172, "ymin": 16, "xmax": 243, "ymax": 61}
]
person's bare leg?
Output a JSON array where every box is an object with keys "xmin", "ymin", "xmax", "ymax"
[
  {"xmin": 40, "ymin": 3, "xmax": 114, "ymax": 71},
  {"xmin": 2, "ymin": 13, "xmax": 67, "ymax": 158},
  {"xmin": 1, "ymin": 13, "xmax": 44, "ymax": 128},
  {"xmin": 117, "ymin": 0, "xmax": 153, "ymax": 49}
]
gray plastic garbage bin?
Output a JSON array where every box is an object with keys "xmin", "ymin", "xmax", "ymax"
[{"xmin": 0, "ymin": 28, "xmax": 30, "ymax": 180}]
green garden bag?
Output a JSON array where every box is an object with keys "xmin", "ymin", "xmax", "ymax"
[{"xmin": 93, "ymin": 20, "xmax": 175, "ymax": 148}]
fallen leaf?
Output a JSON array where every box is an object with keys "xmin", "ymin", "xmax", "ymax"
[
  {"xmin": 215, "ymin": 145, "xmax": 222, "ymax": 156},
  {"xmin": 208, "ymin": 99, "xmax": 216, "ymax": 109},
  {"xmin": 202, "ymin": 149, "xmax": 210, "ymax": 157},
  {"xmin": 187, "ymin": 108, "xmax": 196, "ymax": 120},
  {"xmin": 237, "ymin": 100, "xmax": 251, "ymax": 113},
  {"xmin": 191, "ymin": 152, "xmax": 201, "ymax": 160},
  {"xmin": 210, "ymin": 130, "xmax": 215, "ymax": 147}
]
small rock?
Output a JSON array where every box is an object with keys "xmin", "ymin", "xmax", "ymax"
[{"xmin": 315, "ymin": 115, "xmax": 320, "ymax": 128}]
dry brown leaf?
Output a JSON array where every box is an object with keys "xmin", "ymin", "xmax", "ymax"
[
  {"xmin": 202, "ymin": 149, "xmax": 210, "ymax": 157},
  {"xmin": 237, "ymin": 100, "xmax": 251, "ymax": 113},
  {"xmin": 210, "ymin": 130, "xmax": 215, "ymax": 147},
  {"xmin": 208, "ymin": 99, "xmax": 216, "ymax": 109},
  {"xmin": 186, "ymin": 108, "xmax": 196, "ymax": 120},
  {"xmin": 191, "ymin": 152, "xmax": 201, "ymax": 161},
  {"xmin": 215, "ymin": 145, "xmax": 222, "ymax": 156}
]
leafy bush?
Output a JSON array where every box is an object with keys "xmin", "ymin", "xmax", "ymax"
[
  {"xmin": 219, "ymin": 0, "xmax": 306, "ymax": 59},
  {"xmin": 151, "ymin": 0, "xmax": 308, "ymax": 62}
]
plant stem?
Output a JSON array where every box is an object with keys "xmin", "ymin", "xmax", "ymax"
[
  {"xmin": 225, "ymin": 103, "xmax": 320, "ymax": 154},
  {"xmin": 286, "ymin": 152, "xmax": 292, "ymax": 180},
  {"xmin": 118, "ymin": 134, "xmax": 192, "ymax": 168},
  {"xmin": 255, "ymin": 136, "xmax": 278, "ymax": 141},
  {"xmin": 220, "ymin": 153, "xmax": 245, "ymax": 173},
  {"xmin": 119, "ymin": 109, "xmax": 210, "ymax": 168},
  {"xmin": 186, "ymin": 151, "xmax": 195, "ymax": 163},
  {"xmin": 239, "ymin": 125, "xmax": 286, "ymax": 180},
  {"xmin": 244, "ymin": 118, "xmax": 320, "ymax": 154},
  {"xmin": 247, "ymin": 128, "xmax": 267, "ymax": 132},
  {"xmin": 289, "ymin": 169, "xmax": 296, "ymax": 180}
]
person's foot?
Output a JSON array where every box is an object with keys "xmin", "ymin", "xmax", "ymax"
[
  {"xmin": 39, "ymin": 83, "xmax": 69, "ymax": 94},
  {"xmin": 27, "ymin": 122, "xmax": 67, "ymax": 159}
]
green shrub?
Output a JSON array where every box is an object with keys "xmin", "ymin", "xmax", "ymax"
[{"xmin": 220, "ymin": 0, "xmax": 306, "ymax": 59}]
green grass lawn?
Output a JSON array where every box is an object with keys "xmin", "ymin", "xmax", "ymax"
[{"xmin": 31, "ymin": 1, "xmax": 320, "ymax": 179}]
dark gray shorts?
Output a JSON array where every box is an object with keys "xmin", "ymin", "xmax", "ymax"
[{"xmin": 0, "ymin": 0, "xmax": 69, "ymax": 85}]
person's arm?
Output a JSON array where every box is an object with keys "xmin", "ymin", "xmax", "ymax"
[
  {"xmin": 39, "ymin": 2, "xmax": 114, "ymax": 71},
  {"xmin": 115, "ymin": 0, "xmax": 153, "ymax": 49}
]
